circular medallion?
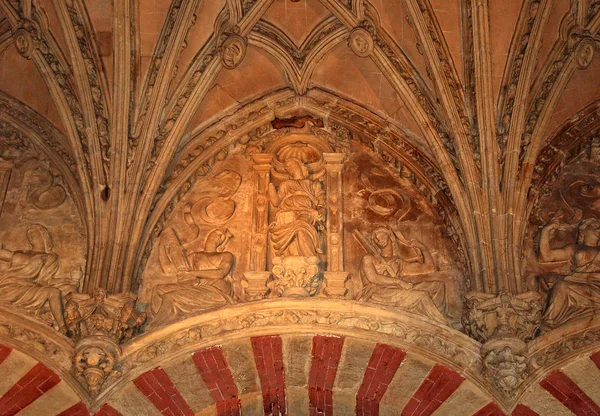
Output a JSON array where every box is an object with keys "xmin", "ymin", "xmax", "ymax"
[
  {"xmin": 349, "ymin": 27, "xmax": 374, "ymax": 58},
  {"xmin": 574, "ymin": 38, "xmax": 594, "ymax": 70},
  {"xmin": 13, "ymin": 29, "xmax": 34, "ymax": 59},
  {"xmin": 221, "ymin": 35, "xmax": 247, "ymax": 70}
]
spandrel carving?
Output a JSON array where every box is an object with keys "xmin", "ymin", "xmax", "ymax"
[
  {"xmin": 527, "ymin": 154, "xmax": 600, "ymax": 333},
  {"xmin": 151, "ymin": 227, "xmax": 237, "ymax": 326},
  {"xmin": 351, "ymin": 226, "xmax": 448, "ymax": 325},
  {"xmin": 537, "ymin": 215, "xmax": 600, "ymax": 331},
  {"xmin": 0, "ymin": 128, "xmax": 86, "ymax": 332},
  {"xmin": 0, "ymin": 224, "xmax": 82, "ymax": 334}
]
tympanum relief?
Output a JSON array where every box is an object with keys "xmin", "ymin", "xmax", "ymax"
[
  {"xmin": 0, "ymin": 128, "xmax": 85, "ymax": 333},
  {"xmin": 525, "ymin": 149, "xmax": 600, "ymax": 333},
  {"xmin": 140, "ymin": 125, "xmax": 463, "ymax": 328}
]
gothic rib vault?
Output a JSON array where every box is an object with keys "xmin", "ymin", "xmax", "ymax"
[{"xmin": 0, "ymin": 0, "xmax": 600, "ymax": 414}]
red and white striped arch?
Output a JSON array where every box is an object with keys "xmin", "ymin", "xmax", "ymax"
[{"xmin": 2, "ymin": 340, "xmax": 600, "ymax": 415}]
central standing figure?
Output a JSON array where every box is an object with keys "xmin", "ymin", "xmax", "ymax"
[{"xmin": 268, "ymin": 157, "xmax": 326, "ymax": 258}]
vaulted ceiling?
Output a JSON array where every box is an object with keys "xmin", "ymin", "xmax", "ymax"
[
  {"xmin": 1, "ymin": 0, "xmax": 600, "ymax": 414},
  {"xmin": 1, "ymin": 0, "xmax": 599, "ymax": 294}
]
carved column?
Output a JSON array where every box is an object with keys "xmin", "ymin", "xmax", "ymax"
[
  {"xmin": 0, "ymin": 162, "xmax": 12, "ymax": 217},
  {"xmin": 322, "ymin": 153, "xmax": 348, "ymax": 296},
  {"xmin": 462, "ymin": 291, "xmax": 544, "ymax": 400},
  {"xmin": 244, "ymin": 153, "xmax": 273, "ymax": 298}
]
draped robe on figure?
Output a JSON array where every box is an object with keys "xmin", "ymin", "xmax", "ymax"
[
  {"xmin": 358, "ymin": 254, "xmax": 448, "ymax": 325},
  {"xmin": 0, "ymin": 250, "xmax": 62, "ymax": 311},
  {"xmin": 269, "ymin": 178, "xmax": 325, "ymax": 257},
  {"xmin": 543, "ymin": 248, "xmax": 600, "ymax": 329},
  {"xmin": 151, "ymin": 251, "xmax": 234, "ymax": 326}
]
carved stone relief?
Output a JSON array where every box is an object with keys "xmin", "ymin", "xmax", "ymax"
[
  {"xmin": 525, "ymin": 149, "xmax": 600, "ymax": 333},
  {"xmin": 140, "ymin": 127, "xmax": 462, "ymax": 328},
  {"xmin": 66, "ymin": 289, "xmax": 146, "ymax": 395},
  {"xmin": 220, "ymin": 34, "xmax": 247, "ymax": 70},
  {"xmin": 348, "ymin": 27, "xmax": 374, "ymax": 58},
  {"xmin": 140, "ymin": 158, "xmax": 253, "ymax": 322},
  {"xmin": 0, "ymin": 127, "xmax": 85, "ymax": 332},
  {"xmin": 343, "ymin": 151, "xmax": 464, "ymax": 322}
]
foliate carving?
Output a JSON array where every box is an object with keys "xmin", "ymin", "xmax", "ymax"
[
  {"xmin": 132, "ymin": 304, "xmax": 479, "ymax": 372},
  {"xmin": 348, "ymin": 27, "xmax": 373, "ymax": 58},
  {"xmin": 518, "ymin": 45, "xmax": 571, "ymax": 165},
  {"xmin": 64, "ymin": 3, "xmax": 111, "ymax": 173},
  {"xmin": 0, "ymin": 315, "xmax": 71, "ymax": 369},
  {"xmin": 462, "ymin": 291, "xmax": 544, "ymax": 343},
  {"xmin": 221, "ymin": 34, "xmax": 247, "ymax": 70},
  {"xmin": 482, "ymin": 340, "xmax": 528, "ymax": 397},
  {"xmin": 14, "ymin": 16, "xmax": 93, "ymax": 177},
  {"xmin": 267, "ymin": 256, "xmax": 321, "ymax": 297},
  {"xmin": 496, "ymin": 0, "xmax": 541, "ymax": 166},
  {"xmin": 66, "ymin": 289, "xmax": 145, "ymax": 395},
  {"xmin": 65, "ymin": 289, "xmax": 146, "ymax": 343},
  {"xmin": 351, "ymin": 227, "xmax": 448, "ymax": 325},
  {"xmin": 0, "ymin": 103, "xmax": 78, "ymax": 179},
  {"xmin": 74, "ymin": 338, "xmax": 120, "ymax": 396},
  {"xmin": 528, "ymin": 325, "xmax": 600, "ymax": 371}
]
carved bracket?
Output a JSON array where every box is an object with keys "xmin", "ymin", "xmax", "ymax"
[{"xmin": 462, "ymin": 291, "xmax": 544, "ymax": 343}]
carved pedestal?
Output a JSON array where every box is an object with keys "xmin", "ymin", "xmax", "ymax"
[
  {"xmin": 267, "ymin": 256, "xmax": 322, "ymax": 297},
  {"xmin": 463, "ymin": 291, "xmax": 544, "ymax": 397}
]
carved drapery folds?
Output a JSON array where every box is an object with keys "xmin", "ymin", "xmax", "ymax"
[{"xmin": 244, "ymin": 126, "xmax": 350, "ymax": 298}]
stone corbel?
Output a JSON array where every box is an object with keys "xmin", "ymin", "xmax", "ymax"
[
  {"xmin": 74, "ymin": 337, "xmax": 121, "ymax": 396},
  {"xmin": 462, "ymin": 291, "xmax": 544, "ymax": 397},
  {"xmin": 65, "ymin": 289, "xmax": 146, "ymax": 395}
]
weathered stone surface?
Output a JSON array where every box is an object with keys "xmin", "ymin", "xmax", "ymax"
[{"xmin": 0, "ymin": 0, "xmax": 600, "ymax": 413}]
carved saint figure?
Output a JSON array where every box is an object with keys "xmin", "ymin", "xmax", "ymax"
[
  {"xmin": 0, "ymin": 224, "xmax": 78, "ymax": 334},
  {"xmin": 538, "ymin": 216, "xmax": 600, "ymax": 329},
  {"xmin": 356, "ymin": 227, "xmax": 448, "ymax": 325},
  {"xmin": 268, "ymin": 157, "xmax": 326, "ymax": 257},
  {"xmin": 151, "ymin": 227, "xmax": 236, "ymax": 326}
]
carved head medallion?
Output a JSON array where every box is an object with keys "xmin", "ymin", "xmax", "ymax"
[
  {"xmin": 574, "ymin": 37, "xmax": 595, "ymax": 70},
  {"xmin": 13, "ymin": 29, "xmax": 35, "ymax": 59},
  {"xmin": 348, "ymin": 27, "xmax": 374, "ymax": 58},
  {"xmin": 221, "ymin": 35, "xmax": 247, "ymax": 70}
]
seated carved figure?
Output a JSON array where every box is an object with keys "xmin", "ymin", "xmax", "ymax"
[
  {"xmin": 538, "ymin": 217, "xmax": 600, "ymax": 330},
  {"xmin": 151, "ymin": 228, "xmax": 235, "ymax": 326},
  {"xmin": 0, "ymin": 224, "xmax": 78, "ymax": 334},
  {"xmin": 356, "ymin": 227, "xmax": 448, "ymax": 325}
]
